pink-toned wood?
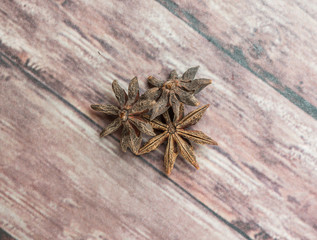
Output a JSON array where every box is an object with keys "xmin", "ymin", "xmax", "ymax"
[
  {"xmin": 167, "ymin": 0, "xmax": 317, "ymax": 109},
  {"xmin": 0, "ymin": 0, "xmax": 317, "ymax": 239},
  {"xmin": 0, "ymin": 57, "xmax": 245, "ymax": 240}
]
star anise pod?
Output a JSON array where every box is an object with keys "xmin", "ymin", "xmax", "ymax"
[
  {"xmin": 138, "ymin": 104, "xmax": 217, "ymax": 175},
  {"xmin": 144, "ymin": 66, "xmax": 212, "ymax": 120},
  {"xmin": 91, "ymin": 77, "xmax": 156, "ymax": 154}
]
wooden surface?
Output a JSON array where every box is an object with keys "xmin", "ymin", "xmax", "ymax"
[{"xmin": 0, "ymin": 0, "xmax": 317, "ymax": 239}]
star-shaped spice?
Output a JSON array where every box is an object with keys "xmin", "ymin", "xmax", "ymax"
[
  {"xmin": 91, "ymin": 77, "xmax": 156, "ymax": 154},
  {"xmin": 138, "ymin": 104, "xmax": 218, "ymax": 175},
  {"xmin": 144, "ymin": 66, "xmax": 212, "ymax": 120}
]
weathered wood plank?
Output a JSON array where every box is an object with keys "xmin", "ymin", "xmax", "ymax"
[
  {"xmin": 158, "ymin": 0, "xmax": 317, "ymax": 119},
  {"xmin": 0, "ymin": 56, "xmax": 245, "ymax": 240},
  {"xmin": 0, "ymin": 0, "xmax": 317, "ymax": 239}
]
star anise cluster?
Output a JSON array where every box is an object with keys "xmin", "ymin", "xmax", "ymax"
[{"xmin": 91, "ymin": 66, "xmax": 217, "ymax": 175}]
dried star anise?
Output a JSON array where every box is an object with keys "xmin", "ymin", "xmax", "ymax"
[
  {"xmin": 144, "ymin": 66, "xmax": 212, "ymax": 120},
  {"xmin": 91, "ymin": 77, "xmax": 156, "ymax": 154},
  {"xmin": 138, "ymin": 104, "xmax": 218, "ymax": 175},
  {"xmin": 90, "ymin": 66, "xmax": 218, "ymax": 175}
]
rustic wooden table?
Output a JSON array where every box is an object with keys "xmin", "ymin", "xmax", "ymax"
[{"xmin": 1, "ymin": 1, "xmax": 317, "ymax": 240}]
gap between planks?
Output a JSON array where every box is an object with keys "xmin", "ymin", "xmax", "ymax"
[{"xmin": 0, "ymin": 228, "xmax": 17, "ymax": 240}]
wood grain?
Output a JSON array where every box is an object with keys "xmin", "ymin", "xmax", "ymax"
[
  {"xmin": 159, "ymin": 0, "xmax": 317, "ymax": 118},
  {"xmin": 0, "ymin": 0, "xmax": 317, "ymax": 239},
  {"xmin": 0, "ymin": 55, "xmax": 245, "ymax": 240}
]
